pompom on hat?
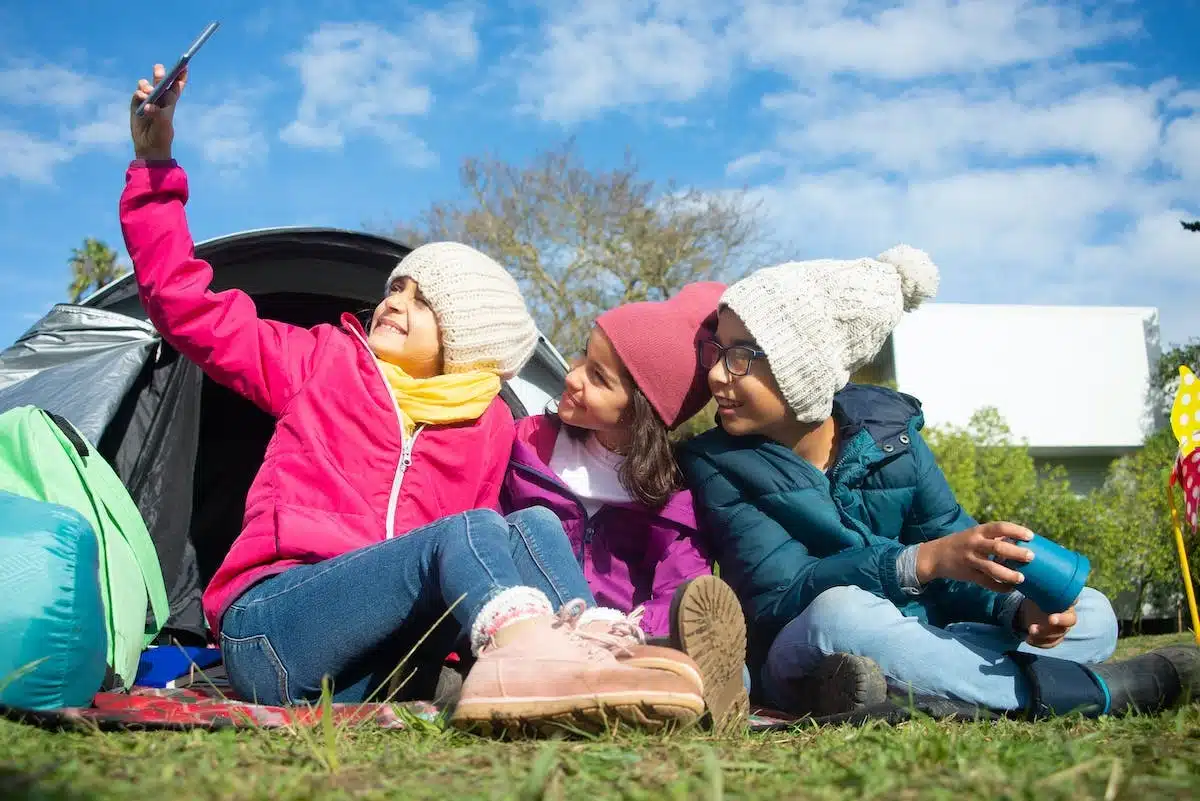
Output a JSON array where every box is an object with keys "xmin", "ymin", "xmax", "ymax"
[
  {"xmin": 720, "ymin": 244, "xmax": 939, "ymax": 423},
  {"xmin": 387, "ymin": 242, "xmax": 540, "ymax": 379},
  {"xmin": 595, "ymin": 281, "xmax": 727, "ymax": 430}
]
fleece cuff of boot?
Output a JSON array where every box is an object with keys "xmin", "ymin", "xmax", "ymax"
[{"xmin": 470, "ymin": 586, "xmax": 553, "ymax": 656}]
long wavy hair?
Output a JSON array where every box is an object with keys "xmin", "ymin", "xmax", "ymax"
[{"xmin": 560, "ymin": 383, "xmax": 684, "ymax": 509}]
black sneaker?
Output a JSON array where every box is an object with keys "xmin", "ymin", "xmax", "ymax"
[
  {"xmin": 669, "ymin": 576, "xmax": 751, "ymax": 733},
  {"xmin": 779, "ymin": 653, "xmax": 888, "ymax": 718}
]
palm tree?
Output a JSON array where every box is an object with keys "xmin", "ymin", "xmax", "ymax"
[
  {"xmin": 68, "ymin": 238, "xmax": 128, "ymax": 302},
  {"xmin": 1183, "ymin": 220, "xmax": 1200, "ymax": 232}
]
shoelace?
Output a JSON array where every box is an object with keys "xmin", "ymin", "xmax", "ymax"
[
  {"xmin": 555, "ymin": 599, "xmax": 635, "ymax": 658},
  {"xmin": 605, "ymin": 606, "xmax": 647, "ymax": 645}
]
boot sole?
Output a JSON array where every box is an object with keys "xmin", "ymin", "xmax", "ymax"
[
  {"xmin": 449, "ymin": 690, "xmax": 704, "ymax": 737},
  {"xmin": 788, "ymin": 653, "xmax": 887, "ymax": 717},
  {"xmin": 621, "ymin": 653, "xmax": 704, "ymax": 692},
  {"xmin": 669, "ymin": 575, "xmax": 750, "ymax": 734}
]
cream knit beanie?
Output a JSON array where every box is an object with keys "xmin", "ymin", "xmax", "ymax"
[
  {"xmin": 387, "ymin": 242, "xmax": 539, "ymax": 379},
  {"xmin": 721, "ymin": 244, "xmax": 940, "ymax": 423}
]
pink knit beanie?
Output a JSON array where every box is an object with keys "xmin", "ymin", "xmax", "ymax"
[{"xmin": 595, "ymin": 282, "xmax": 726, "ymax": 430}]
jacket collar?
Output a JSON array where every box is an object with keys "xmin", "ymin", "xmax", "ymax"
[
  {"xmin": 689, "ymin": 384, "xmax": 924, "ymax": 486},
  {"xmin": 517, "ymin": 412, "xmax": 561, "ymax": 465},
  {"xmin": 341, "ymin": 312, "xmax": 370, "ymax": 340},
  {"xmin": 511, "ymin": 413, "xmax": 699, "ymax": 530},
  {"xmin": 833, "ymin": 384, "xmax": 923, "ymax": 456}
]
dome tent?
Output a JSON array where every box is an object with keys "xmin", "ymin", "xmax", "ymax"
[{"xmin": 0, "ymin": 228, "xmax": 568, "ymax": 643}]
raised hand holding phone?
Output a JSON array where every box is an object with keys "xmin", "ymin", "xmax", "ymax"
[
  {"xmin": 129, "ymin": 63, "xmax": 187, "ymax": 161},
  {"xmin": 128, "ymin": 21, "xmax": 218, "ymax": 161},
  {"xmin": 134, "ymin": 22, "xmax": 217, "ymax": 117}
]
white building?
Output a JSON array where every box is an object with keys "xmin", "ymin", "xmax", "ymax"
[{"xmin": 857, "ymin": 303, "xmax": 1162, "ymax": 494}]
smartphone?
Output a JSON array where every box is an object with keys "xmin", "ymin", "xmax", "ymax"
[{"xmin": 135, "ymin": 21, "xmax": 220, "ymax": 117}]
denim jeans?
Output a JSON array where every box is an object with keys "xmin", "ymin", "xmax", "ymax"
[
  {"xmin": 762, "ymin": 585, "xmax": 1118, "ymax": 712},
  {"xmin": 220, "ymin": 507, "xmax": 593, "ymax": 705}
]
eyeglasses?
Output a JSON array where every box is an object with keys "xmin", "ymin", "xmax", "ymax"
[{"xmin": 699, "ymin": 339, "xmax": 767, "ymax": 377}]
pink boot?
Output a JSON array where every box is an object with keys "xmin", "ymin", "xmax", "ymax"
[
  {"xmin": 576, "ymin": 607, "xmax": 705, "ymax": 693},
  {"xmin": 451, "ymin": 589, "xmax": 704, "ymax": 736}
]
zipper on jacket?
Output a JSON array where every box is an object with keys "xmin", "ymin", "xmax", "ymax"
[
  {"xmin": 397, "ymin": 425, "xmax": 424, "ymax": 490},
  {"xmin": 348, "ymin": 326, "xmax": 409, "ymax": 540},
  {"xmin": 828, "ymin": 433, "xmax": 881, "ymax": 548},
  {"xmin": 509, "ymin": 460, "xmax": 591, "ymax": 564},
  {"xmin": 581, "ymin": 520, "xmax": 597, "ymax": 566}
]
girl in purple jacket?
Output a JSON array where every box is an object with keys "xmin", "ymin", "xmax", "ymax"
[{"xmin": 502, "ymin": 283, "xmax": 749, "ymax": 731}]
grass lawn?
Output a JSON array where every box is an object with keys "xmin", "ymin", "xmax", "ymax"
[{"xmin": 2, "ymin": 633, "xmax": 1199, "ymax": 801}]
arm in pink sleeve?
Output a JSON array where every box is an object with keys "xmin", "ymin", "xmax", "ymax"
[{"xmin": 119, "ymin": 161, "xmax": 321, "ymax": 416}]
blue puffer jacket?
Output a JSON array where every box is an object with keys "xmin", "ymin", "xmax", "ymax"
[{"xmin": 679, "ymin": 384, "xmax": 1014, "ymax": 669}]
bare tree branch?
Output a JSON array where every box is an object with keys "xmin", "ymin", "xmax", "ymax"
[{"xmin": 389, "ymin": 141, "xmax": 768, "ymax": 351}]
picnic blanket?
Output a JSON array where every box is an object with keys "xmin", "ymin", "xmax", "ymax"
[
  {"xmin": 1, "ymin": 643, "xmax": 994, "ymax": 734},
  {"xmin": 0, "ymin": 684, "xmax": 439, "ymax": 732},
  {"xmin": 2, "ymin": 687, "xmax": 992, "ymax": 733}
]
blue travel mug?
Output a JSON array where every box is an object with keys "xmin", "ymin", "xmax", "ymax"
[{"xmin": 1002, "ymin": 533, "xmax": 1090, "ymax": 614}]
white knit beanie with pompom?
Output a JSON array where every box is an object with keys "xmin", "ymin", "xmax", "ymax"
[
  {"xmin": 387, "ymin": 242, "xmax": 540, "ymax": 379},
  {"xmin": 720, "ymin": 245, "xmax": 939, "ymax": 423}
]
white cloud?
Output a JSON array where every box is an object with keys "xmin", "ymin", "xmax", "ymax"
[
  {"xmin": 281, "ymin": 11, "xmax": 478, "ymax": 164},
  {"xmin": 0, "ymin": 62, "xmax": 129, "ymax": 152},
  {"xmin": 749, "ymin": 164, "xmax": 1199, "ymax": 305},
  {"xmin": 496, "ymin": 0, "xmax": 1194, "ymax": 344},
  {"xmin": 0, "ymin": 128, "xmax": 73, "ymax": 183},
  {"xmin": 739, "ymin": 0, "xmax": 1132, "ymax": 81},
  {"xmin": 1163, "ymin": 114, "xmax": 1200, "ymax": 182},
  {"xmin": 184, "ymin": 100, "xmax": 269, "ymax": 173},
  {"xmin": 769, "ymin": 78, "xmax": 1169, "ymax": 177},
  {"xmin": 518, "ymin": 1, "xmax": 737, "ymax": 123},
  {"xmin": 0, "ymin": 64, "xmax": 113, "ymax": 109},
  {"xmin": 0, "ymin": 61, "xmax": 271, "ymax": 183},
  {"xmin": 725, "ymin": 150, "xmax": 786, "ymax": 178},
  {"xmin": 1168, "ymin": 89, "xmax": 1200, "ymax": 111},
  {"xmin": 516, "ymin": 0, "xmax": 1136, "ymax": 123},
  {"xmin": 63, "ymin": 100, "xmax": 130, "ymax": 149}
]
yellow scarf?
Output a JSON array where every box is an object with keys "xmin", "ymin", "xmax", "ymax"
[{"xmin": 376, "ymin": 359, "xmax": 501, "ymax": 437}]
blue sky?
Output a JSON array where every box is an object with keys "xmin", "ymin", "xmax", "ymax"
[{"xmin": 2, "ymin": 0, "xmax": 1198, "ymax": 350}]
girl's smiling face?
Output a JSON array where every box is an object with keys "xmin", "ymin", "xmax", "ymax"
[
  {"xmin": 368, "ymin": 277, "xmax": 443, "ymax": 378},
  {"xmin": 558, "ymin": 326, "xmax": 635, "ymax": 447}
]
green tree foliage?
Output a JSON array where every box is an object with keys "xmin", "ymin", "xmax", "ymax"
[
  {"xmin": 926, "ymin": 407, "xmax": 1197, "ymax": 627},
  {"xmin": 1092, "ymin": 427, "xmax": 1189, "ymax": 622},
  {"xmin": 1151, "ymin": 339, "xmax": 1200, "ymax": 419},
  {"xmin": 68, "ymin": 238, "xmax": 127, "ymax": 303}
]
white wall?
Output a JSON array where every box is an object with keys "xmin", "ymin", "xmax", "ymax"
[{"xmin": 890, "ymin": 304, "xmax": 1159, "ymax": 451}]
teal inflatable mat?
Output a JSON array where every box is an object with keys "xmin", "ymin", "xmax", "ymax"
[{"xmin": 0, "ymin": 490, "xmax": 107, "ymax": 710}]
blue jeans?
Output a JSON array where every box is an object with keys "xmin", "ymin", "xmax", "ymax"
[
  {"xmin": 220, "ymin": 507, "xmax": 593, "ymax": 705},
  {"xmin": 763, "ymin": 585, "xmax": 1118, "ymax": 712}
]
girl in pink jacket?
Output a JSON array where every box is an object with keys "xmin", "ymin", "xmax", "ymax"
[
  {"xmin": 502, "ymin": 284, "xmax": 750, "ymax": 731},
  {"xmin": 123, "ymin": 64, "xmax": 703, "ymax": 734}
]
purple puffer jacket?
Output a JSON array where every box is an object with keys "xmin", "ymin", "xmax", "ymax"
[{"xmin": 501, "ymin": 414, "xmax": 712, "ymax": 637}]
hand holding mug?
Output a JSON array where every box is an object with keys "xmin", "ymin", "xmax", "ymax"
[
  {"xmin": 915, "ymin": 522, "xmax": 1034, "ymax": 592},
  {"xmin": 1017, "ymin": 597, "xmax": 1077, "ymax": 648}
]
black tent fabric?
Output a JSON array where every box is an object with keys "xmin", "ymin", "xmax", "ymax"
[{"xmin": 0, "ymin": 228, "xmax": 568, "ymax": 644}]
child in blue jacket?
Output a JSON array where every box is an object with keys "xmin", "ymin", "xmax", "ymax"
[{"xmin": 679, "ymin": 245, "xmax": 1199, "ymax": 719}]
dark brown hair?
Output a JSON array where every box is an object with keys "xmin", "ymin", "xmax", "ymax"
[{"xmin": 561, "ymin": 385, "xmax": 684, "ymax": 509}]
